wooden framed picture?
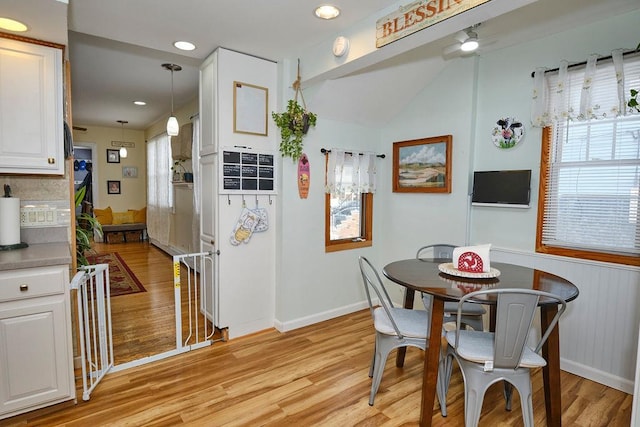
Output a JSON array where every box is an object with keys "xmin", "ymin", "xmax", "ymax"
[
  {"xmin": 107, "ymin": 180, "xmax": 121, "ymax": 194},
  {"xmin": 107, "ymin": 149, "xmax": 120, "ymax": 163},
  {"xmin": 393, "ymin": 135, "xmax": 452, "ymax": 193},
  {"xmin": 233, "ymin": 81, "xmax": 268, "ymax": 136}
]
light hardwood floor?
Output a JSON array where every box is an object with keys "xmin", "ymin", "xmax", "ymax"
[
  {"xmin": 1, "ymin": 243, "xmax": 632, "ymax": 426},
  {"xmin": 90, "ymin": 240, "xmax": 220, "ymax": 365}
]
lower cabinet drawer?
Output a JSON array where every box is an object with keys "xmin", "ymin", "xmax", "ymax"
[{"xmin": 0, "ymin": 266, "xmax": 66, "ymax": 302}]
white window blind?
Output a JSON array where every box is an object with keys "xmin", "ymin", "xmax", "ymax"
[{"xmin": 539, "ymin": 53, "xmax": 640, "ymax": 257}]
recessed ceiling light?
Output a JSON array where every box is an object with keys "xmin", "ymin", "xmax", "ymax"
[
  {"xmin": 173, "ymin": 41, "xmax": 196, "ymax": 51},
  {"xmin": 0, "ymin": 17, "xmax": 28, "ymax": 32},
  {"xmin": 133, "ymin": 101, "xmax": 146, "ymax": 106},
  {"xmin": 314, "ymin": 5, "xmax": 340, "ymax": 20}
]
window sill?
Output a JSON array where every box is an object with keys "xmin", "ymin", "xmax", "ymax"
[{"xmin": 325, "ymin": 239, "xmax": 372, "ymax": 253}]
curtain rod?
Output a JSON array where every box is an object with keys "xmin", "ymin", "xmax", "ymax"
[
  {"xmin": 529, "ymin": 49, "xmax": 639, "ymax": 78},
  {"xmin": 320, "ymin": 148, "xmax": 385, "ymax": 158}
]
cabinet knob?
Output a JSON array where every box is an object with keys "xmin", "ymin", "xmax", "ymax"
[
  {"xmin": 48, "ymin": 157, "xmax": 55, "ymax": 164},
  {"xmin": 19, "ymin": 284, "xmax": 29, "ymax": 292}
]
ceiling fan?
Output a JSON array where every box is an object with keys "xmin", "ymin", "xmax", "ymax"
[{"xmin": 442, "ymin": 23, "xmax": 493, "ymax": 59}]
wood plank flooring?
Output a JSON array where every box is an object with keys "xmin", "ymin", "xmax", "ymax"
[{"xmin": 1, "ymin": 243, "xmax": 633, "ymax": 426}]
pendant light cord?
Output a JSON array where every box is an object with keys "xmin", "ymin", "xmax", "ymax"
[{"xmin": 170, "ymin": 69, "xmax": 175, "ymax": 114}]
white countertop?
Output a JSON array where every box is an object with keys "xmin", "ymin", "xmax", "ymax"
[{"xmin": 0, "ymin": 242, "xmax": 71, "ymax": 271}]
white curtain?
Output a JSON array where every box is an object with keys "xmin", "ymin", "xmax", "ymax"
[
  {"xmin": 191, "ymin": 115, "xmax": 200, "ymax": 251},
  {"xmin": 147, "ymin": 132, "xmax": 171, "ymax": 246},
  {"xmin": 531, "ymin": 49, "xmax": 635, "ymax": 127},
  {"xmin": 325, "ymin": 148, "xmax": 377, "ymax": 194}
]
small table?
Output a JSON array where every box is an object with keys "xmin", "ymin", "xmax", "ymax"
[{"xmin": 383, "ymin": 258, "xmax": 579, "ymax": 427}]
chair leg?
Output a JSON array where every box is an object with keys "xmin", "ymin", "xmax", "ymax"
[
  {"xmin": 437, "ymin": 349, "xmax": 454, "ymax": 417},
  {"xmin": 368, "ymin": 342, "xmax": 376, "ymax": 378},
  {"xmin": 457, "ymin": 359, "xmax": 490, "ymax": 427},
  {"xmin": 503, "ymin": 381, "xmax": 513, "ymax": 411},
  {"xmin": 369, "ymin": 335, "xmax": 393, "ymax": 406},
  {"xmin": 508, "ymin": 374, "xmax": 535, "ymax": 427}
]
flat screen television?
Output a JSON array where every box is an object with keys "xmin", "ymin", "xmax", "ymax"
[{"xmin": 471, "ymin": 169, "xmax": 532, "ymax": 208}]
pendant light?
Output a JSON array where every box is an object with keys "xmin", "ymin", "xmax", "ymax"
[
  {"xmin": 117, "ymin": 120, "xmax": 128, "ymax": 158},
  {"xmin": 162, "ymin": 63, "xmax": 182, "ymax": 136}
]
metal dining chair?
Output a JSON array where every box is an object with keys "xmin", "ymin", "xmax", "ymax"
[
  {"xmin": 358, "ymin": 256, "xmax": 435, "ymax": 406},
  {"xmin": 417, "ymin": 244, "xmax": 486, "ymax": 331},
  {"xmin": 439, "ymin": 288, "xmax": 567, "ymax": 427}
]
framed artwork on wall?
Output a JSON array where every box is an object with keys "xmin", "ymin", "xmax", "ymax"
[
  {"xmin": 107, "ymin": 149, "xmax": 120, "ymax": 163},
  {"xmin": 107, "ymin": 180, "xmax": 121, "ymax": 194},
  {"xmin": 392, "ymin": 135, "xmax": 452, "ymax": 193},
  {"xmin": 122, "ymin": 166, "xmax": 138, "ymax": 178}
]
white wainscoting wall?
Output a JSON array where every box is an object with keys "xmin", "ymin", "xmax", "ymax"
[{"xmin": 492, "ymin": 247, "xmax": 640, "ymax": 394}]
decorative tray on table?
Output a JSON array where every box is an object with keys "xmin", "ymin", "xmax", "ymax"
[{"xmin": 438, "ymin": 262, "xmax": 501, "ymax": 279}]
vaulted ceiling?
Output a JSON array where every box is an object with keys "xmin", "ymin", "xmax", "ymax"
[{"xmin": 4, "ymin": 0, "xmax": 640, "ymax": 130}]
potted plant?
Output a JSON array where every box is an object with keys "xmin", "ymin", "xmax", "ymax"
[
  {"xmin": 171, "ymin": 159, "xmax": 193, "ymax": 182},
  {"xmin": 628, "ymin": 42, "xmax": 640, "ymax": 113},
  {"xmin": 74, "ymin": 186, "xmax": 103, "ymax": 267},
  {"xmin": 272, "ymin": 60, "xmax": 317, "ymax": 161},
  {"xmin": 629, "ymin": 89, "xmax": 639, "ymax": 113},
  {"xmin": 272, "ymin": 99, "xmax": 317, "ymax": 161}
]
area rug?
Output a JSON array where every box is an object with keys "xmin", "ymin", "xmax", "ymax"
[{"xmin": 86, "ymin": 252, "xmax": 146, "ymax": 297}]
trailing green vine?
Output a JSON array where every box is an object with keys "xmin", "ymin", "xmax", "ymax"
[{"xmin": 272, "ymin": 99, "xmax": 317, "ymax": 161}]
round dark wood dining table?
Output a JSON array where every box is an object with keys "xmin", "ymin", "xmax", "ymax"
[{"xmin": 382, "ymin": 258, "xmax": 579, "ymax": 427}]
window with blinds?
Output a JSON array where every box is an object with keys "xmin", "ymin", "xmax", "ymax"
[{"xmin": 537, "ymin": 54, "xmax": 640, "ymax": 265}]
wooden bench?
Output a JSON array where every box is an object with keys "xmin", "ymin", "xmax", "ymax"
[{"xmin": 101, "ymin": 223, "xmax": 147, "ymax": 243}]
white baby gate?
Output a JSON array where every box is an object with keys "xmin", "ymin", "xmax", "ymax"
[
  {"xmin": 70, "ymin": 264, "xmax": 114, "ymax": 401},
  {"xmin": 71, "ymin": 251, "xmax": 219, "ymax": 401}
]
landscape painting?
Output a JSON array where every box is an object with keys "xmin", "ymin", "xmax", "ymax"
[{"xmin": 392, "ymin": 135, "xmax": 452, "ymax": 193}]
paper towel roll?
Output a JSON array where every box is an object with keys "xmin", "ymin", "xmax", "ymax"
[{"xmin": 0, "ymin": 197, "xmax": 21, "ymax": 246}]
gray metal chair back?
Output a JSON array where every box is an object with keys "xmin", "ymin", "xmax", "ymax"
[
  {"xmin": 416, "ymin": 244, "xmax": 456, "ymax": 260},
  {"xmin": 359, "ymin": 256, "xmax": 403, "ymax": 338},
  {"xmin": 452, "ymin": 288, "xmax": 566, "ymax": 367}
]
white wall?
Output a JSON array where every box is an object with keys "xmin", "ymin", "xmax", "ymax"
[{"xmin": 275, "ymin": 82, "xmax": 382, "ymax": 326}]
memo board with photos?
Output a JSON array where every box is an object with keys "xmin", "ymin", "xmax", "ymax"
[{"xmin": 219, "ymin": 147, "xmax": 277, "ymax": 195}]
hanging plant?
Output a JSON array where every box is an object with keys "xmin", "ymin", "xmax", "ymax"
[
  {"xmin": 272, "ymin": 60, "xmax": 317, "ymax": 161},
  {"xmin": 629, "ymin": 89, "xmax": 639, "ymax": 113}
]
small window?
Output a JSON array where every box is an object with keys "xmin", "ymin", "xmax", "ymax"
[{"xmin": 325, "ymin": 150, "xmax": 376, "ymax": 252}]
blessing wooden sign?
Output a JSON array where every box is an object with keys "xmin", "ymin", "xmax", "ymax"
[{"xmin": 376, "ymin": 0, "xmax": 490, "ymax": 48}]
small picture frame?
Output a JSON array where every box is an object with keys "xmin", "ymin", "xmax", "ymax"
[
  {"xmin": 107, "ymin": 180, "xmax": 121, "ymax": 194},
  {"xmin": 107, "ymin": 149, "xmax": 120, "ymax": 163},
  {"xmin": 393, "ymin": 135, "xmax": 452, "ymax": 193},
  {"xmin": 122, "ymin": 166, "xmax": 138, "ymax": 178}
]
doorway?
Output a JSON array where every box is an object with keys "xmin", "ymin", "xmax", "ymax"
[{"xmin": 73, "ymin": 142, "xmax": 98, "ymax": 214}]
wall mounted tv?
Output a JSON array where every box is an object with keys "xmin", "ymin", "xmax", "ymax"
[{"xmin": 471, "ymin": 169, "xmax": 532, "ymax": 208}]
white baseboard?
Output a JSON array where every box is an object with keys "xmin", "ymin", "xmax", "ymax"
[
  {"xmin": 561, "ymin": 358, "xmax": 634, "ymax": 394},
  {"xmin": 274, "ymin": 300, "xmax": 371, "ymax": 333}
]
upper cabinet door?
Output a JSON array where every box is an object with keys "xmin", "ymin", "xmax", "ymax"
[{"xmin": 0, "ymin": 38, "xmax": 64, "ymax": 175}]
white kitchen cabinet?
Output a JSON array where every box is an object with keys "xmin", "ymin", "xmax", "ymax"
[
  {"xmin": 0, "ymin": 265, "xmax": 74, "ymax": 419},
  {"xmin": 0, "ymin": 37, "xmax": 64, "ymax": 175}
]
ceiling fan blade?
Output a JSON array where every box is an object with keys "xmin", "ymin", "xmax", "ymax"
[{"xmin": 442, "ymin": 42, "xmax": 462, "ymax": 57}]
